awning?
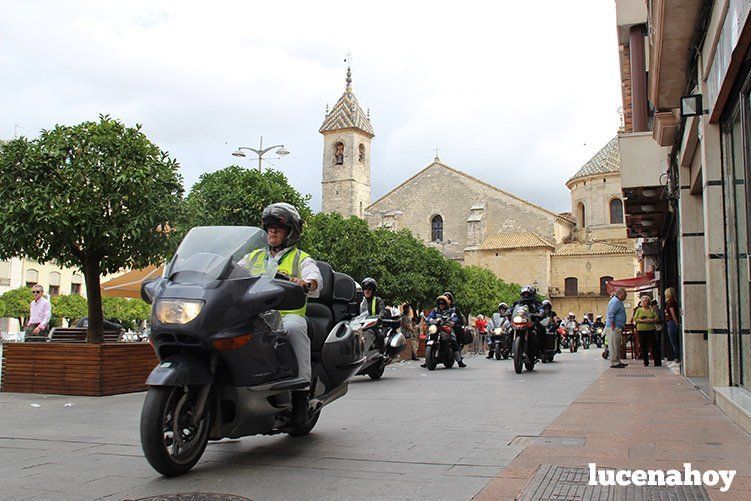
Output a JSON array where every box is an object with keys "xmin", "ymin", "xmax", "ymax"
[
  {"xmin": 606, "ymin": 271, "xmax": 659, "ymax": 295},
  {"xmin": 100, "ymin": 265, "xmax": 163, "ymax": 299}
]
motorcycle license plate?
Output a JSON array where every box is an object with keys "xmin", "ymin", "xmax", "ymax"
[{"xmin": 426, "ymin": 340, "xmax": 435, "ymax": 346}]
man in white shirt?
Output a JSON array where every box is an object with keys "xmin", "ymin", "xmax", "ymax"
[{"xmin": 25, "ymin": 285, "xmax": 51, "ymax": 338}]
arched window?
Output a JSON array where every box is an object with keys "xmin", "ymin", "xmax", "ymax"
[
  {"xmin": 431, "ymin": 215, "xmax": 443, "ymax": 242},
  {"xmin": 333, "ymin": 142, "xmax": 344, "ymax": 165},
  {"xmin": 358, "ymin": 143, "xmax": 365, "ymax": 162},
  {"xmin": 26, "ymin": 269, "xmax": 38, "ymax": 288},
  {"xmin": 600, "ymin": 276, "xmax": 613, "ymax": 296},
  {"xmin": 0, "ymin": 260, "xmax": 10, "ymax": 286},
  {"xmin": 564, "ymin": 277, "xmax": 578, "ymax": 296},
  {"xmin": 49, "ymin": 272, "xmax": 61, "ymax": 296},
  {"xmin": 71, "ymin": 274, "xmax": 83, "ymax": 295},
  {"xmin": 609, "ymin": 198, "xmax": 624, "ymax": 224},
  {"xmin": 577, "ymin": 202, "xmax": 586, "ymax": 229}
]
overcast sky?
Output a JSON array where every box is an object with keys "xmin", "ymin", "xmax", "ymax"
[{"xmin": 1, "ymin": 0, "xmax": 622, "ymax": 213}]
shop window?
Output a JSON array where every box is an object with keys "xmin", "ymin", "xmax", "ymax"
[
  {"xmin": 610, "ymin": 198, "xmax": 624, "ymax": 224},
  {"xmin": 26, "ymin": 269, "xmax": 38, "ymax": 288},
  {"xmin": 0, "ymin": 260, "xmax": 10, "ymax": 286},
  {"xmin": 564, "ymin": 277, "xmax": 578, "ymax": 296},
  {"xmin": 431, "ymin": 215, "xmax": 443, "ymax": 242},
  {"xmin": 600, "ymin": 276, "xmax": 613, "ymax": 296}
]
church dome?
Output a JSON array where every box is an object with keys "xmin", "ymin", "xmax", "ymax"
[{"xmin": 566, "ymin": 136, "xmax": 620, "ymax": 186}]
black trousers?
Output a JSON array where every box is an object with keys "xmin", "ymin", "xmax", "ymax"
[{"xmin": 638, "ymin": 330, "xmax": 661, "ymax": 365}]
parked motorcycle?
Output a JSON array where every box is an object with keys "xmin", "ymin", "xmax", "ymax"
[
  {"xmin": 579, "ymin": 324, "xmax": 591, "ymax": 350},
  {"xmin": 510, "ymin": 305, "xmax": 538, "ymax": 374},
  {"xmin": 424, "ymin": 314, "xmax": 457, "ymax": 370},
  {"xmin": 139, "ymin": 226, "xmax": 365, "ymax": 477},
  {"xmin": 355, "ymin": 310, "xmax": 406, "ymax": 380}
]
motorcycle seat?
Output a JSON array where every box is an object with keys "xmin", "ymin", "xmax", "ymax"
[{"xmin": 305, "ymin": 261, "xmax": 356, "ymax": 357}]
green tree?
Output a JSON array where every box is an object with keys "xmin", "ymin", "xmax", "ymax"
[
  {"xmin": 51, "ymin": 293, "xmax": 88, "ymax": 324},
  {"xmin": 0, "ymin": 287, "xmax": 34, "ymax": 326},
  {"xmin": 300, "ymin": 212, "xmax": 375, "ymax": 281},
  {"xmin": 181, "ymin": 166, "xmax": 312, "ymax": 232},
  {"xmin": 453, "ymin": 266, "xmax": 522, "ymax": 318},
  {"xmin": 0, "ymin": 116, "xmax": 184, "ymax": 342},
  {"xmin": 102, "ymin": 296, "xmax": 151, "ymax": 330}
]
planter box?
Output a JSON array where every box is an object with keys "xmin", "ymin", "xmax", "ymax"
[{"xmin": 0, "ymin": 343, "xmax": 158, "ymax": 396}]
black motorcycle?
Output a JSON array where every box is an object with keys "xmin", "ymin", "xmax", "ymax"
[
  {"xmin": 424, "ymin": 314, "xmax": 457, "ymax": 370},
  {"xmin": 593, "ymin": 326, "xmax": 604, "ymax": 348},
  {"xmin": 538, "ymin": 317, "xmax": 559, "ymax": 363},
  {"xmin": 139, "ymin": 226, "xmax": 365, "ymax": 477},
  {"xmin": 489, "ymin": 324, "xmax": 512, "ymax": 360},
  {"xmin": 510, "ymin": 305, "xmax": 537, "ymax": 374},
  {"xmin": 355, "ymin": 310, "xmax": 406, "ymax": 380}
]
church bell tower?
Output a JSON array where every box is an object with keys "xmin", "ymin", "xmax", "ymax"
[{"xmin": 319, "ymin": 66, "xmax": 374, "ymax": 218}]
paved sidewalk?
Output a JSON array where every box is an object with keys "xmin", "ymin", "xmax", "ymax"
[{"xmin": 474, "ymin": 365, "xmax": 751, "ymax": 500}]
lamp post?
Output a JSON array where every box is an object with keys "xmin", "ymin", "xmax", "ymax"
[{"xmin": 232, "ymin": 136, "xmax": 290, "ymax": 172}]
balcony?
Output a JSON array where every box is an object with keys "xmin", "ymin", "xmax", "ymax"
[
  {"xmin": 616, "ymin": 0, "xmax": 648, "ymax": 44},
  {"xmin": 618, "ymin": 132, "xmax": 671, "ymax": 239},
  {"xmin": 649, "ymin": 0, "xmax": 704, "ymax": 110}
]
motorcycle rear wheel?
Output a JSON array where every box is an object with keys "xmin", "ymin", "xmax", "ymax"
[
  {"xmin": 444, "ymin": 356, "xmax": 455, "ymax": 369},
  {"xmin": 525, "ymin": 360, "xmax": 535, "ymax": 371},
  {"xmin": 512, "ymin": 337, "xmax": 523, "ymax": 374},
  {"xmin": 140, "ymin": 386, "xmax": 211, "ymax": 477},
  {"xmin": 425, "ymin": 346, "xmax": 437, "ymax": 371},
  {"xmin": 368, "ymin": 360, "xmax": 386, "ymax": 380},
  {"xmin": 286, "ymin": 408, "xmax": 321, "ymax": 437}
]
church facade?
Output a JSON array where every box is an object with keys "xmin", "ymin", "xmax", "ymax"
[{"xmin": 319, "ymin": 73, "xmax": 639, "ymax": 318}]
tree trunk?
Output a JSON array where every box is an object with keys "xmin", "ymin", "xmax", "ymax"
[{"xmin": 83, "ymin": 259, "xmax": 104, "ymax": 343}]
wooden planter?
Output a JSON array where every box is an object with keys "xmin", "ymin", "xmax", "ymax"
[{"xmin": 1, "ymin": 343, "xmax": 158, "ymax": 396}]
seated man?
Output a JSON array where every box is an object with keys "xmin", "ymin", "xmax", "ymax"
[{"xmin": 239, "ymin": 202, "xmax": 321, "ymax": 425}]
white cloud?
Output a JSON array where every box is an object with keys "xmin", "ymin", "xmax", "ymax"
[{"xmin": 1, "ymin": 0, "xmax": 622, "ymax": 213}]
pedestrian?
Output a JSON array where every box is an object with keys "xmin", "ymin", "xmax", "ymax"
[
  {"xmin": 475, "ymin": 314, "xmax": 488, "ymax": 353},
  {"xmin": 401, "ymin": 303, "xmax": 420, "ymax": 361},
  {"xmin": 633, "ymin": 295, "xmax": 661, "ymax": 366},
  {"xmin": 606, "ymin": 287, "xmax": 628, "ymax": 368},
  {"xmin": 24, "ymin": 284, "xmax": 51, "ymax": 339},
  {"xmin": 664, "ymin": 287, "xmax": 681, "ymax": 368}
]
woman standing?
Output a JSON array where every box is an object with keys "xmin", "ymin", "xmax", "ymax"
[
  {"xmin": 664, "ymin": 287, "xmax": 681, "ymax": 368},
  {"xmin": 401, "ymin": 303, "xmax": 420, "ymax": 361},
  {"xmin": 633, "ymin": 295, "xmax": 661, "ymax": 366}
]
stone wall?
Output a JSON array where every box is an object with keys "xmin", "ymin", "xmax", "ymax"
[
  {"xmin": 550, "ymin": 252, "xmax": 639, "ymax": 298},
  {"xmin": 569, "ymin": 173, "xmax": 627, "ymax": 241},
  {"xmin": 367, "ymin": 162, "xmax": 561, "ymax": 259},
  {"xmin": 464, "ymin": 247, "xmax": 552, "ymax": 293},
  {"xmin": 321, "ymin": 129, "xmax": 371, "ymax": 217}
]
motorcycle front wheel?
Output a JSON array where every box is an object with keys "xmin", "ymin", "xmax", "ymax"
[
  {"xmin": 368, "ymin": 360, "xmax": 386, "ymax": 380},
  {"xmin": 140, "ymin": 385, "xmax": 211, "ymax": 477},
  {"xmin": 425, "ymin": 346, "xmax": 437, "ymax": 371},
  {"xmin": 512, "ymin": 337, "xmax": 523, "ymax": 374},
  {"xmin": 494, "ymin": 348, "xmax": 502, "ymax": 360}
]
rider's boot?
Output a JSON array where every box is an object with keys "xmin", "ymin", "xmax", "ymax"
[
  {"xmin": 486, "ymin": 349, "xmax": 494, "ymax": 359},
  {"xmin": 456, "ymin": 350, "xmax": 467, "ymax": 368}
]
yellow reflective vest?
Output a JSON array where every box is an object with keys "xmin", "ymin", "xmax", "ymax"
[{"xmin": 243, "ymin": 247, "xmax": 310, "ymax": 316}]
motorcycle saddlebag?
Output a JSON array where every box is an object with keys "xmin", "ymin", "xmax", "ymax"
[{"xmin": 461, "ymin": 326, "xmax": 474, "ymax": 345}]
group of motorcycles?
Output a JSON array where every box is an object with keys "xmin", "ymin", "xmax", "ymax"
[{"xmin": 557, "ymin": 320, "xmax": 605, "ymax": 352}]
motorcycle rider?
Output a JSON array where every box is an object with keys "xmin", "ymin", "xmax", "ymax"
[
  {"xmin": 487, "ymin": 302, "xmax": 509, "ymax": 359},
  {"xmin": 540, "ymin": 300, "xmax": 561, "ymax": 354},
  {"xmin": 421, "ymin": 295, "xmax": 466, "ymax": 368},
  {"xmin": 508, "ymin": 285, "xmax": 544, "ymax": 356},
  {"xmin": 360, "ymin": 277, "xmax": 387, "ymax": 352},
  {"xmin": 443, "ymin": 291, "xmax": 468, "ymax": 368},
  {"xmin": 360, "ymin": 277, "xmax": 385, "ymax": 316},
  {"xmin": 238, "ymin": 202, "xmax": 322, "ymax": 426},
  {"xmin": 593, "ymin": 314, "xmax": 605, "ymax": 330}
]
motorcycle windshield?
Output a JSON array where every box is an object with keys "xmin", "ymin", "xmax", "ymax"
[
  {"xmin": 512, "ymin": 305, "xmax": 530, "ymax": 318},
  {"xmin": 165, "ymin": 226, "xmax": 268, "ymax": 284}
]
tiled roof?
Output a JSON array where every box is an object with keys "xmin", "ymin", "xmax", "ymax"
[
  {"xmin": 567, "ymin": 136, "xmax": 621, "ymax": 185},
  {"xmin": 553, "ymin": 240, "xmax": 633, "ymax": 256},
  {"xmin": 480, "ymin": 232, "xmax": 554, "ymax": 250},
  {"xmin": 319, "ymin": 86, "xmax": 374, "ymax": 137}
]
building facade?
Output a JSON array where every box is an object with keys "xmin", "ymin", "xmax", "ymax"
[{"xmin": 615, "ymin": 0, "xmax": 751, "ymax": 432}]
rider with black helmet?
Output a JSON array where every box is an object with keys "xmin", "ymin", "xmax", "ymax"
[
  {"xmin": 360, "ymin": 277, "xmax": 385, "ymax": 316},
  {"xmin": 487, "ymin": 302, "xmax": 509, "ymax": 358},
  {"xmin": 540, "ymin": 299, "xmax": 562, "ymax": 354},
  {"xmin": 443, "ymin": 291, "xmax": 467, "ymax": 368},
  {"xmin": 421, "ymin": 295, "xmax": 466, "ymax": 368},
  {"xmin": 239, "ymin": 202, "xmax": 321, "ymax": 426}
]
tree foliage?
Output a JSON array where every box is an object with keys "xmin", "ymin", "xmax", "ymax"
[
  {"xmin": 51, "ymin": 293, "xmax": 88, "ymax": 323},
  {"xmin": 0, "ymin": 116, "xmax": 184, "ymax": 341},
  {"xmin": 453, "ymin": 266, "xmax": 522, "ymax": 318},
  {"xmin": 102, "ymin": 296, "xmax": 151, "ymax": 330},
  {"xmin": 180, "ymin": 166, "xmax": 312, "ymax": 233},
  {"xmin": 0, "ymin": 287, "xmax": 34, "ymax": 325}
]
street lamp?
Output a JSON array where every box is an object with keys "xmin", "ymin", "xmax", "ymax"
[{"xmin": 232, "ymin": 136, "xmax": 290, "ymax": 172}]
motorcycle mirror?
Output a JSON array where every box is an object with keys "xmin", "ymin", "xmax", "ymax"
[{"xmin": 140, "ymin": 278, "xmax": 159, "ymax": 305}]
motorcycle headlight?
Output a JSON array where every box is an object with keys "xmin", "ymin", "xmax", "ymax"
[
  {"xmin": 428, "ymin": 325, "xmax": 438, "ymax": 334},
  {"xmin": 156, "ymin": 299, "xmax": 205, "ymax": 324},
  {"xmin": 494, "ymin": 328, "xmax": 502, "ymax": 334},
  {"xmin": 513, "ymin": 315, "xmax": 524, "ymax": 324}
]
